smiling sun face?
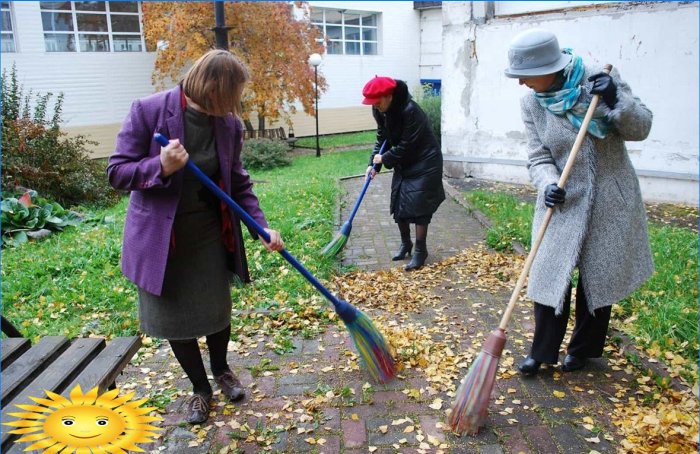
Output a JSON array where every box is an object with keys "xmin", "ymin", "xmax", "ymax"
[
  {"xmin": 44, "ymin": 405, "xmax": 127, "ymax": 447},
  {"xmin": 3, "ymin": 384, "xmax": 161, "ymax": 452}
]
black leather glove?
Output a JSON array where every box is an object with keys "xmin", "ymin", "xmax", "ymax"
[
  {"xmin": 588, "ymin": 72, "xmax": 618, "ymax": 109},
  {"xmin": 544, "ymin": 184, "xmax": 566, "ymax": 208}
]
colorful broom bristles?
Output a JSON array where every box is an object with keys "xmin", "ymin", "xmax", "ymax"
[
  {"xmin": 343, "ymin": 309, "xmax": 396, "ymax": 383},
  {"xmin": 321, "ymin": 224, "xmax": 349, "ymax": 257},
  {"xmin": 448, "ymin": 328, "xmax": 506, "ymax": 434}
]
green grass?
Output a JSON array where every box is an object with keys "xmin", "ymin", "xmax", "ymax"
[
  {"xmin": 460, "ymin": 190, "xmax": 699, "ymax": 367},
  {"xmin": 294, "ymin": 130, "xmax": 375, "ymax": 149},
  {"xmin": 1, "ymin": 148, "xmax": 370, "ymax": 343},
  {"xmin": 464, "ymin": 190, "xmax": 533, "ymax": 251}
]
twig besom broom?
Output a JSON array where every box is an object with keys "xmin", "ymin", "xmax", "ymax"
[
  {"xmin": 154, "ymin": 133, "xmax": 397, "ymax": 383},
  {"xmin": 321, "ymin": 139, "xmax": 389, "ymax": 257},
  {"xmin": 449, "ymin": 64, "xmax": 613, "ymax": 434}
]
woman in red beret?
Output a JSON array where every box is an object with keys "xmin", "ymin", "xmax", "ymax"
[{"xmin": 363, "ymin": 76, "xmax": 445, "ymax": 271}]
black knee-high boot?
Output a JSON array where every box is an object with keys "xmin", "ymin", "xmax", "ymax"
[{"xmin": 393, "ymin": 222, "xmax": 412, "ymax": 260}]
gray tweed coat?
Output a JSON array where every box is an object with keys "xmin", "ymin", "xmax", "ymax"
[{"xmin": 522, "ymin": 65, "xmax": 654, "ymax": 314}]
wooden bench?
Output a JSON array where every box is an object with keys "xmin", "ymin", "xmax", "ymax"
[{"xmin": 1, "ymin": 316, "xmax": 141, "ymax": 453}]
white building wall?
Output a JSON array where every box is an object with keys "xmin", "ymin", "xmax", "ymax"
[
  {"xmin": 442, "ymin": 1, "xmax": 699, "ymax": 205},
  {"xmin": 1, "ymin": 2, "xmax": 156, "ymax": 156},
  {"xmin": 419, "ymin": 8, "xmax": 442, "ymax": 81}
]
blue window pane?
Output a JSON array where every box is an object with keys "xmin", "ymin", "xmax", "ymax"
[
  {"xmin": 345, "ymin": 26, "xmax": 360, "ymax": 41},
  {"xmin": 40, "ymin": 2, "xmax": 71, "ymax": 10},
  {"xmin": 79, "ymin": 33, "xmax": 109, "ymax": 51},
  {"xmin": 77, "ymin": 13, "xmax": 108, "ymax": 32},
  {"xmin": 44, "ymin": 33, "xmax": 75, "ymax": 51},
  {"xmin": 327, "ymin": 40, "xmax": 342, "ymax": 54},
  {"xmin": 2, "ymin": 11, "xmax": 12, "ymax": 31},
  {"xmin": 325, "ymin": 10, "xmax": 342, "ymax": 24},
  {"xmin": 75, "ymin": 2, "xmax": 105, "ymax": 12},
  {"xmin": 361, "ymin": 14, "xmax": 376, "ymax": 26},
  {"xmin": 113, "ymin": 34, "xmax": 142, "ymax": 52},
  {"xmin": 362, "ymin": 28, "xmax": 377, "ymax": 41},
  {"xmin": 363, "ymin": 42, "xmax": 377, "ymax": 55},
  {"xmin": 111, "ymin": 15, "xmax": 139, "ymax": 33},
  {"xmin": 326, "ymin": 25, "xmax": 341, "ymax": 40},
  {"xmin": 345, "ymin": 13, "xmax": 360, "ymax": 26},
  {"xmin": 2, "ymin": 34, "xmax": 15, "ymax": 52},
  {"xmin": 42, "ymin": 12, "xmax": 74, "ymax": 31},
  {"xmin": 345, "ymin": 41, "xmax": 360, "ymax": 55},
  {"xmin": 109, "ymin": 2, "xmax": 138, "ymax": 13}
]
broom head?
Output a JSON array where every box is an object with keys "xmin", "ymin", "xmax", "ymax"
[
  {"xmin": 448, "ymin": 328, "xmax": 507, "ymax": 434},
  {"xmin": 321, "ymin": 222, "xmax": 352, "ymax": 257},
  {"xmin": 342, "ymin": 306, "xmax": 397, "ymax": 383}
]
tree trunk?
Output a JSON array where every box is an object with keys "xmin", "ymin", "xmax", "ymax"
[{"xmin": 258, "ymin": 116, "xmax": 266, "ymax": 133}]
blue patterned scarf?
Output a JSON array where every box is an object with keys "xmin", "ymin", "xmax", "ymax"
[{"xmin": 534, "ymin": 49, "xmax": 611, "ymax": 139}]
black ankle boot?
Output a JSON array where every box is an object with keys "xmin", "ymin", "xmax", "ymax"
[
  {"xmin": 392, "ymin": 241, "xmax": 413, "ymax": 261},
  {"xmin": 405, "ymin": 240, "xmax": 427, "ymax": 271}
]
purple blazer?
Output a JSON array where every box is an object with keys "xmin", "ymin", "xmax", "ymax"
[{"xmin": 107, "ymin": 85, "xmax": 268, "ymax": 296}]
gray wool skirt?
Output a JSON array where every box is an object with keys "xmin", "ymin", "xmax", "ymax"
[{"xmin": 138, "ymin": 205, "xmax": 233, "ymax": 340}]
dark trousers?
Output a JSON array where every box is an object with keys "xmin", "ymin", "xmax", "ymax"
[{"xmin": 529, "ymin": 280, "xmax": 612, "ymax": 364}]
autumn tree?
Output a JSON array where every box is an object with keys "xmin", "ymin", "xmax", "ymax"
[{"xmin": 142, "ymin": 2, "xmax": 326, "ymax": 130}]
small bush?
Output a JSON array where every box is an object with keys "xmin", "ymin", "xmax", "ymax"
[
  {"xmin": 1, "ymin": 65, "xmax": 119, "ymax": 208},
  {"xmin": 416, "ymin": 85, "xmax": 441, "ymax": 148},
  {"xmin": 242, "ymin": 138, "xmax": 291, "ymax": 170}
]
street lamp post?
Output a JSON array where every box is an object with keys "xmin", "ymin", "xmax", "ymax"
[{"xmin": 309, "ymin": 53, "xmax": 322, "ymax": 157}]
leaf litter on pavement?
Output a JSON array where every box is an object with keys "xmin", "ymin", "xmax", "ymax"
[{"xmin": 122, "ymin": 245, "xmax": 697, "ymax": 452}]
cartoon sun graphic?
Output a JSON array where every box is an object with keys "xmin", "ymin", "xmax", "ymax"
[{"xmin": 4, "ymin": 384, "xmax": 161, "ymax": 453}]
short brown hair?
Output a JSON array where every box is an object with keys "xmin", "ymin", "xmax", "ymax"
[{"xmin": 182, "ymin": 49, "xmax": 250, "ymax": 117}]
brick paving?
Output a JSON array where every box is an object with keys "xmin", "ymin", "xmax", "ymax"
[{"xmin": 119, "ymin": 172, "xmax": 651, "ymax": 453}]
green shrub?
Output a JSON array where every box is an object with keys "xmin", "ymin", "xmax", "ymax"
[
  {"xmin": 1, "ymin": 65, "xmax": 119, "ymax": 208},
  {"xmin": 242, "ymin": 138, "xmax": 291, "ymax": 170},
  {"xmin": 416, "ymin": 86, "xmax": 441, "ymax": 147}
]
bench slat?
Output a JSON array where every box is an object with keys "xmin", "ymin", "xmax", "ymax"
[
  {"xmin": 1, "ymin": 338, "xmax": 105, "ymax": 450},
  {"xmin": 1, "ymin": 338, "xmax": 31, "ymax": 369},
  {"xmin": 1, "ymin": 336, "xmax": 69, "ymax": 407},
  {"xmin": 63, "ymin": 336, "xmax": 141, "ymax": 395}
]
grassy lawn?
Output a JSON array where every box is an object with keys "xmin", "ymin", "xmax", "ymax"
[
  {"xmin": 1, "ymin": 148, "xmax": 370, "ymax": 342},
  {"xmin": 464, "ymin": 190, "xmax": 699, "ymax": 370},
  {"xmin": 294, "ymin": 130, "xmax": 374, "ymax": 149}
]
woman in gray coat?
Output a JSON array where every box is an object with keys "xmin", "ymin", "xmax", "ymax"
[{"xmin": 504, "ymin": 29, "xmax": 654, "ymax": 375}]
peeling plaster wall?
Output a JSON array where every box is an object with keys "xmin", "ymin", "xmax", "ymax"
[{"xmin": 442, "ymin": 1, "xmax": 698, "ymax": 205}]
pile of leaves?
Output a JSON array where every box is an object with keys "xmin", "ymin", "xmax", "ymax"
[{"xmin": 1, "ymin": 190, "xmax": 81, "ymax": 247}]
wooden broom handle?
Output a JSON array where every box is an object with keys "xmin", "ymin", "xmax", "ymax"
[{"xmin": 499, "ymin": 64, "xmax": 613, "ymax": 330}]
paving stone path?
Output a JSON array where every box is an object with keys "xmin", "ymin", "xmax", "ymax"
[{"xmin": 120, "ymin": 172, "xmax": 651, "ymax": 453}]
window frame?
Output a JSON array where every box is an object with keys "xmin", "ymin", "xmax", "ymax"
[
  {"xmin": 311, "ymin": 8, "xmax": 379, "ymax": 56},
  {"xmin": 39, "ymin": 1, "xmax": 145, "ymax": 53},
  {"xmin": 1, "ymin": 1, "xmax": 16, "ymax": 52}
]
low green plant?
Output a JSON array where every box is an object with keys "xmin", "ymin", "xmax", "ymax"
[
  {"xmin": 416, "ymin": 85, "xmax": 441, "ymax": 147},
  {"xmin": 1, "ymin": 190, "xmax": 82, "ymax": 247},
  {"xmin": 1, "ymin": 64, "xmax": 119, "ymax": 208},
  {"xmin": 242, "ymin": 138, "xmax": 291, "ymax": 170}
]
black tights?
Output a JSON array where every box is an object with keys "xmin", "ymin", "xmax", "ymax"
[
  {"xmin": 397, "ymin": 222, "xmax": 428, "ymax": 243},
  {"xmin": 168, "ymin": 324, "xmax": 231, "ymax": 396}
]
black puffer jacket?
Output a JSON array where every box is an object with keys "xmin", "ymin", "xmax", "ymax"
[{"xmin": 369, "ymin": 80, "xmax": 445, "ymax": 220}]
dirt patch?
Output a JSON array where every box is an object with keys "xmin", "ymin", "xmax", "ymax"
[{"xmin": 446, "ymin": 177, "xmax": 698, "ymax": 233}]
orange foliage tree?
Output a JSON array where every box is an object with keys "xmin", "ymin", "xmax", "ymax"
[{"xmin": 141, "ymin": 2, "xmax": 326, "ymax": 129}]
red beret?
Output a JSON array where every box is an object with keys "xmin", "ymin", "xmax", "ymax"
[{"xmin": 362, "ymin": 76, "xmax": 397, "ymax": 105}]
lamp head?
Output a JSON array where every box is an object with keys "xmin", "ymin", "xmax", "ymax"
[{"xmin": 309, "ymin": 53, "xmax": 322, "ymax": 67}]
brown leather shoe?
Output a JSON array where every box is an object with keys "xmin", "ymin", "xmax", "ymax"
[
  {"xmin": 214, "ymin": 370, "xmax": 245, "ymax": 401},
  {"xmin": 185, "ymin": 393, "xmax": 211, "ymax": 424}
]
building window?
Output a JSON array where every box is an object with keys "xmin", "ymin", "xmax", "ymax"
[
  {"xmin": 40, "ymin": 1, "xmax": 144, "ymax": 52},
  {"xmin": 1, "ymin": 2, "xmax": 15, "ymax": 52},
  {"xmin": 310, "ymin": 8, "xmax": 378, "ymax": 56}
]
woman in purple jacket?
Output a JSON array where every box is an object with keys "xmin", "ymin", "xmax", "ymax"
[{"xmin": 108, "ymin": 50, "xmax": 283, "ymax": 424}]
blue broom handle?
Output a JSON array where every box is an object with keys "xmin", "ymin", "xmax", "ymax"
[
  {"xmin": 154, "ymin": 133, "xmax": 342, "ymax": 308},
  {"xmin": 347, "ymin": 140, "xmax": 388, "ymax": 222}
]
